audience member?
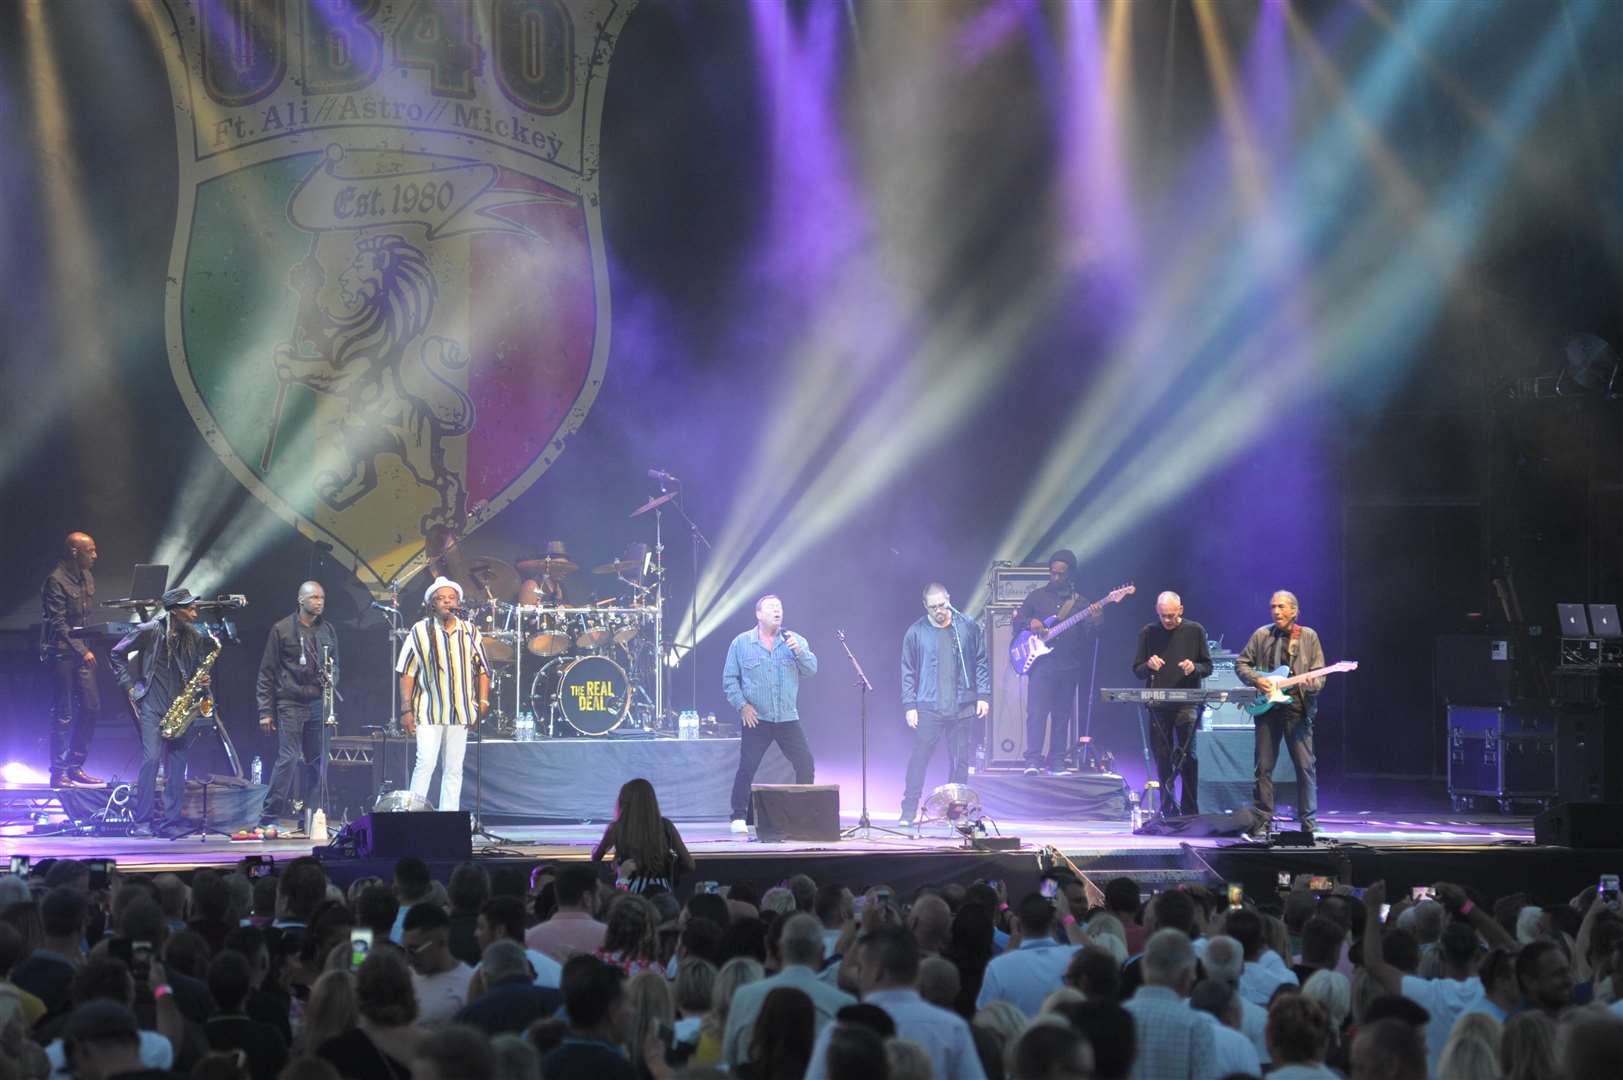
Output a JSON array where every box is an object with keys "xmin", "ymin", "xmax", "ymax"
[
  {"xmin": 976, "ymin": 895, "xmax": 1077, "ymax": 1017},
  {"xmin": 1103, "ymin": 878, "xmax": 1147, "ymax": 954},
  {"xmin": 1515, "ymin": 939, "xmax": 1575, "ymax": 1019},
  {"xmin": 445, "ymin": 864, "xmax": 490, "ymax": 968},
  {"xmin": 1265, "ymin": 993, "xmax": 1335, "ymax": 1078},
  {"xmin": 489, "ymin": 1032, "xmax": 541, "ymax": 1080},
  {"xmin": 1224, "ymin": 907, "xmax": 1297, "ymax": 1007},
  {"xmin": 1187, "ymin": 978, "xmax": 1261, "ymax": 1078},
  {"xmin": 1120, "ymin": 929, "xmax": 1213, "ymax": 1080},
  {"xmin": 907, "ymin": 896, "xmax": 952, "ymax": 957},
  {"xmin": 1435, "ymin": 1011, "xmax": 1500, "ymax": 1080},
  {"xmin": 736, "ymin": 986, "xmax": 814, "ymax": 1080},
  {"xmin": 1007, "ymin": 1019, "xmax": 1090, "ymax": 1080},
  {"xmin": 690, "ymin": 956, "xmax": 761, "ymax": 1068},
  {"xmin": 1201, "ymin": 934, "xmax": 1269, "ymax": 1063},
  {"xmin": 722, "ymin": 914, "xmax": 854, "ymax": 1067},
  {"xmin": 478, "ymin": 895, "xmax": 562, "ymax": 990},
  {"xmin": 596, "ymin": 896, "xmax": 662, "ymax": 977},
  {"xmin": 12, "ymin": 887, "xmax": 87, "ymax": 1019},
  {"xmin": 525, "ymin": 866, "xmax": 607, "ymax": 965},
  {"xmin": 203, "ymin": 950, "xmax": 288, "ymax": 1080},
  {"xmin": 1054, "ymin": 1000, "xmax": 1134, "ymax": 1080},
  {"xmin": 944, "ymin": 902, "xmax": 996, "ymax": 1016},
  {"xmin": 456, "ymin": 941, "xmax": 562, "ymax": 1036},
  {"xmin": 316, "ymin": 950, "xmax": 421, "ymax": 1080},
  {"xmin": 624, "ymin": 969, "xmax": 674, "ymax": 1080},
  {"xmin": 1560, "ymin": 1011, "xmax": 1623, "ymax": 1080},
  {"xmin": 540, "ymin": 956, "xmax": 635, "ymax": 1080},
  {"xmin": 1348, "ymin": 1016, "xmax": 1426, "ymax": 1080},
  {"xmin": 1498, "ymin": 1010, "xmax": 1559, "ymax": 1080},
  {"xmin": 820, "ymin": 1022, "xmax": 888, "ymax": 1080},
  {"xmin": 390, "ymin": 858, "xmax": 433, "ymax": 945},
  {"xmin": 812, "ymin": 885, "xmax": 851, "ymax": 960},
  {"xmin": 412, "ymin": 1023, "xmax": 494, "ymax": 1080},
  {"xmin": 807, "ymin": 926, "xmax": 984, "ymax": 1080},
  {"xmin": 918, "ymin": 955, "xmax": 962, "ymax": 1011},
  {"xmin": 591, "ymin": 780, "xmax": 696, "ymax": 895},
  {"xmin": 401, "ymin": 904, "xmax": 473, "ymax": 1026}
]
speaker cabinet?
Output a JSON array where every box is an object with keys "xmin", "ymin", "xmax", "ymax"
[
  {"xmin": 348, "ymin": 811, "xmax": 471, "ymax": 859},
  {"xmin": 751, "ymin": 784, "xmax": 840, "ymax": 842},
  {"xmin": 1534, "ymin": 802, "xmax": 1623, "ymax": 849}
]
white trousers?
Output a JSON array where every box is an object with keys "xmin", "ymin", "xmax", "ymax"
[{"xmin": 409, "ymin": 724, "xmax": 468, "ymax": 811}]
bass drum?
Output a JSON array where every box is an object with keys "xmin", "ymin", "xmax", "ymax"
[{"xmin": 529, "ymin": 654, "xmax": 630, "ymax": 736}]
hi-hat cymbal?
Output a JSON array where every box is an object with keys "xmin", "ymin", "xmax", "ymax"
[
  {"xmin": 629, "ymin": 491, "xmax": 679, "ymax": 518},
  {"xmin": 465, "ymin": 556, "xmax": 519, "ymax": 600},
  {"xmin": 516, "ymin": 555, "xmax": 579, "ymax": 578}
]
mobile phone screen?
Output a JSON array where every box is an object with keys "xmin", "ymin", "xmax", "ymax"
[
  {"xmin": 1276, "ymin": 872, "xmax": 1291, "ymax": 889},
  {"xmin": 1380, "ymin": 903, "xmax": 1392, "ymax": 921},
  {"xmin": 1040, "ymin": 878, "xmax": 1058, "ymax": 899},
  {"xmin": 1309, "ymin": 876, "xmax": 1334, "ymax": 893},
  {"xmin": 8, "ymin": 855, "xmax": 26, "ymax": 876},
  {"xmin": 1600, "ymin": 874, "xmax": 1620, "ymax": 908},
  {"xmin": 350, "ymin": 928, "xmax": 372, "ymax": 969},
  {"xmin": 132, "ymin": 941, "xmax": 153, "ymax": 970},
  {"xmin": 1227, "ymin": 883, "xmax": 1243, "ymax": 905},
  {"xmin": 1411, "ymin": 885, "xmax": 1436, "ymax": 902}
]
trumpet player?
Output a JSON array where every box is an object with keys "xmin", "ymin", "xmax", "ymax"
[
  {"xmin": 111, "ymin": 588, "xmax": 216, "ymax": 838},
  {"xmin": 253, "ymin": 581, "xmax": 340, "ymax": 834}
]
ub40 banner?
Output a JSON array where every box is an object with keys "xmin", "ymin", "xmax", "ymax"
[{"xmin": 152, "ymin": 0, "xmax": 634, "ymax": 591}]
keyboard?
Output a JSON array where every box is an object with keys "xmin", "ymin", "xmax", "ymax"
[{"xmin": 1099, "ymin": 687, "xmax": 1259, "ymax": 705}]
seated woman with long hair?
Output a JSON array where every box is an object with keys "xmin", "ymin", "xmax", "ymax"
[
  {"xmin": 596, "ymin": 894, "xmax": 664, "ymax": 977},
  {"xmin": 591, "ymin": 778, "xmax": 695, "ymax": 894},
  {"xmin": 736, "ymin": 986, "xmax": 815, "ymax": 1080}
]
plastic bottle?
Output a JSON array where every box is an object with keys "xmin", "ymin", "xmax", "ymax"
[
  {"xmin": 1128, "ymin": 788, "xmax": 1142, "ymax": 831},
  {"xmin": 250, "ymin": 755, "xmax": 263, "ymax": 785}
]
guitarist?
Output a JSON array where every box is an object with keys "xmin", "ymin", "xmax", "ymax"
[
  {"xmin": 1014, "ymin": 550, "xmax": 1098, "ymax": 776},
  {"xmin": 1131, "ymin": 591, "xmax": 1213, "ymax": 815},
  {"xmin": 1234, "ymin": 590, "xmax": 1326, "ymax": 835}
]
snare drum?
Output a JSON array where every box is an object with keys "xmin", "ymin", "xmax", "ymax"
[
  {"xmin": 529, "ymin": 654, "xmax": 630, "ymax": 736},
  {"xmin": 573, "ymin": 615, "xmax": 612, "ymax": 651}
]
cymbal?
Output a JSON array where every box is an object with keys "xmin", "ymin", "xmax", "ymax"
[
  {"xmin": 629, "ymin": 491, "xmax": 679, "ymax": 518},
  {"xmin": 465, "ymin": 556, "xmax": 520, "ymax": 601},
  {"xmin": 516, "ymin": 555, "xmax": 579, "ymax": 578},
  {"xmin": 592, "ymin": 557, "xmax": 651, "ymax": 575}
]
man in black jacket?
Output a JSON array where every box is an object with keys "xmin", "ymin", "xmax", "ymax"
[
  {"xmin": 455, "ymin": 940, "xmax": 563, "ymax": 1035},
  {"xmin": 40, "ymin": 531, "xmax": 103, "ymax": 787},
  {"xmin": 110, "ymin": 589, "xmax": 215, "ymax": 837},
  {"xmin": 254, "ymin": 582, "xmax": 340, "ymax": 830},
  {"xmin": 1131, "ymin": 591, "xmax": 1213, "ymax": 816},
  {"xmin": 897, "ymin": 583, "xmax": 990, "ymax": 828}
]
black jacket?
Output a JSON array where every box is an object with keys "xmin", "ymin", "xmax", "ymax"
[
  {"xmin": 109, "ymin": 618, "xmax": 215, "ymax": 707},
  {"xmin": 255, "ymin": 612, "xmax": 340, "ymax": 717},
  {"xmin": 40, "ymin": 561, "xmax": 95, "ymax": 660}
]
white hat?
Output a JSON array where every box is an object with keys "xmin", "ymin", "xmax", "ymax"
[{"xmin": 424, "ymin": 576, "xmax": 464, "ymax": 606}]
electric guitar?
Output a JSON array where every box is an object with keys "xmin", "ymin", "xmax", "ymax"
[
  {"xmin": 1242, "ymin": 660, "xmax": 1359, "ymax": 716},
  {"xmin": 1008, "ymin": 583, "xmax": 1136, "ymax": 676}
]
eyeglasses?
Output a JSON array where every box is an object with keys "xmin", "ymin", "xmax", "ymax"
[{"xmin": 925, "ymin": 601, "xmax": 950, "ymax": 611}]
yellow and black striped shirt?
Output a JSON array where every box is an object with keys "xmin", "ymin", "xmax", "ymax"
[{"xmin": 395, "ymin": 616, "xmax": 489, "ymax": 726}]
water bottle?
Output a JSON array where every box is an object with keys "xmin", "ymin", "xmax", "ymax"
[
  {"xmin": 517, "ymin": 716, "xmax": 535, "ymax": 742},
  {"xmin": 678, "ymin": 710, "xmax": 699, "ymax": 740},
  {"xmin": 1128, "ymin": 788, "xmax": 1141, "ymax": 831},
  {"xmin": 250, "ymin": 755, "xmax": 263, "ymax": 785}
]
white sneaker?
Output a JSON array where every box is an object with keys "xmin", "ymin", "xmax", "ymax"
[
  {"xmin": 730, "ymin": 818, "xmax": 749, "ymax": 834},
  {"xmin": 897, "ymin": 816, "xmax": 916, "ymax": 829}
]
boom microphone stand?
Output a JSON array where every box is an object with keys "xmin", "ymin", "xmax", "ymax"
[{"xmin": 837, "ymin": 631, "xmax": 908, "ymax": 840}]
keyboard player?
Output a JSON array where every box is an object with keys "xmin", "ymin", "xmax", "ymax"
[{"xmin": 1130, "ymin": 592, "xmax": 1212, "ymax": 815}]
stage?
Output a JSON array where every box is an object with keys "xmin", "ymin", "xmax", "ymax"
[{"xmin": 5, "ymin": 800, "xmax": 1616, "ymax": 911}]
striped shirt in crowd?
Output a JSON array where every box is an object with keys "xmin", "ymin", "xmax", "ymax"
[{"xmin": 395, "ymin": 616, "xmax": 489, "ymax": 726}]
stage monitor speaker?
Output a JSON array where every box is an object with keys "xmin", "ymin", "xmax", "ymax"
[
  {"xmin": 751, "ymin": 784, "xmax": 840, "ymax": 842},
  {"xmin": 1556, "ymin": 709, "xmax": 1621, "ymax": 803},
  {"xmin": 1533, "ymin": 802, "xmax": 1623, "ymax": 849},
  {"xmin": 349, "ymin": 810, "xmax": 471, "ymax": 859},
  {"xmin": 1434, "ymin": 635, "xmax": 1514, "ymax": 706}
]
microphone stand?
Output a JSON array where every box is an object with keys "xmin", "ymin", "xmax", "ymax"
[
  {"xmin": 668, "ymin": 488, "xmax": 711, "ymax": 714},
  {"xmin": 836, "ymin": 630, "xmax": 907, "ymax": 840}
]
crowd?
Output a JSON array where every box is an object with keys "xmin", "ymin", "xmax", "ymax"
[{"xmin": 4, "ymin": 822, "xmax": 1623, "ymax": 1079}]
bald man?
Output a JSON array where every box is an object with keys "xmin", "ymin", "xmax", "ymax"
[
  {"xmin": 1131, "ymin": 592, "xmax": 1212, "ymax": 816},
  {"xmin": 254, "ymin": 581, "xmax": 340, "ymax": 830},
  {"xmin": 40, "ymin": 532, "xmax": 103, "ymax": 787}
]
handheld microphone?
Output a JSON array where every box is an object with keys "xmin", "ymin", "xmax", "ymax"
[{"xmin": 647, "ymin": 468, "xmax": 680, "ymax": 485}]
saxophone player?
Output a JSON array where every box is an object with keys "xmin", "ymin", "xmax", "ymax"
[{"xmin": 110, "ymin": 588, "xmax": 215, "ymax": 838}]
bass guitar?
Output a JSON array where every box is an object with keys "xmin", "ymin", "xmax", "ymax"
[
  {"xmin": 1008, "ymin": 583, "xmax": 1136, "ymax": 676},
  {"xmin": 1242, "ymin": 660, "xmax": 1358, "ymax": 716}
]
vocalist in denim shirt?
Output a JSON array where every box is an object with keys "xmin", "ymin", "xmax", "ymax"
[{"xmin": 722, "ymin": 594, "xmax": 818, "ymax": 833}]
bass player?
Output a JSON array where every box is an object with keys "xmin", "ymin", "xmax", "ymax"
[{"xmin": 1014, "ymin": 550, "xmax": 1101, "ymax": 776}]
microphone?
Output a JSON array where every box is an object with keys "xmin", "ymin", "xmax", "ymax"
[
  {"xmin": 647, "ymin": 468, "xmax": 680, "ymax": 485},
  {"xmin": 369, "ymin": 600, "xmax": 399, "ymax": 614}
]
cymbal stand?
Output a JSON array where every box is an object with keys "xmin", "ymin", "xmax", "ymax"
[
  {"xmin": 836, "ymin": 630, "xmax": 907, "ymax": 840},
  {"xmin": 667, "ymin": 488, "xmax": 712, "ymax": 714}
]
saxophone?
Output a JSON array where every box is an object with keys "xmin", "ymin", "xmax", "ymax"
[{"xmin": 159, "ymin": 632, "xmax": 222, "ymax": 739}]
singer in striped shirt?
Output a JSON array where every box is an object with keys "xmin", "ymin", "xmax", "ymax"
[{"xmin": 397, "ymin": 576, "xmax": 490, "ymax": 812}]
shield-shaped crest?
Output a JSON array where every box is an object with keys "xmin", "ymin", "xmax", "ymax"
[{"xmin": 152, "ymin": 0, "xmax": 634, "ymax": 592}]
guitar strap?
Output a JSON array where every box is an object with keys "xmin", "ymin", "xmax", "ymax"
[{"xmin": 1056, "ymin": 593, "xmax": 1079, "ymax": 621}]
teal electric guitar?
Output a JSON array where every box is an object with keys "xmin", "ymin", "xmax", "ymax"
[{"xmin": 1242, "ymin": 660, "xmax": 1358, "ymax": 716}]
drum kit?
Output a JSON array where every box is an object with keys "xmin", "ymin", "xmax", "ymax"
[{"xmin": 439, "ymin": 548, "xmax": 666, "ymax": 739}]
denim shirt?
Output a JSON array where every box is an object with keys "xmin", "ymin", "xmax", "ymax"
[
  {"xmin": 722, "ymin": 628, "xmax": 817, "ymax": 723},
  {"xmin": 900, "ymin": 614, "xmax": 991, "ymax": 713}
]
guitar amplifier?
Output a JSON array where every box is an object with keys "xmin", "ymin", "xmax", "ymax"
[
  {"xmin": 986, "ymin": 563, "xmax": 1051, "ymax": 606},
  {"xmin": 1203, "ymin": 651, "xmax": 1252, "ymax": 729},
  {"xmin": 983, "ymin": 607, "xmax": 1035, "ymax": 768}
]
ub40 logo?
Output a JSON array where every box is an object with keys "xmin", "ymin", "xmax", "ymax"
[{"xmin": 152, "ymin": 0, "xmax": 634, "ymax": 592}]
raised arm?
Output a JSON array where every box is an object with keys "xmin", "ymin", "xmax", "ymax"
[{"xmin": 1360, "ymin": 881, "xmax": 1404, "ymax": 996}]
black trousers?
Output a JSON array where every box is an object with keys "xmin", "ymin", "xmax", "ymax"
[
  {"xmin": 730, "ymin": 720, "xmax": 815, "ymax": 821},
  {"xmin": 133, "ymin": 699, "xmax": 200, "ymax": 828},
  {"xmin": 49, "ymin": 654, "xmax": 100, "ymax": 771},
  {"xmin": 262, "ymin": 702, "xmax": 322, "ymax": 821},
  {"xmin": 900, "ymin": 708, "xmax": 973, "ymax": 818},
  {"xmin": 1148, "ymin": 705, "xmax": 1200, "ymax": 815},
  {"xmin": 1024, "ymin": 661, "xmax": 1081, "ymax": 767},
  {"xmin": 1253, "ymin": 704, "xmax": 1318, "ymax": 828}
]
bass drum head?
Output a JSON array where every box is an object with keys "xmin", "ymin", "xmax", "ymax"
[{"xmin": 550, "ymin": 654, "xmax": 631, "ymax": 736}]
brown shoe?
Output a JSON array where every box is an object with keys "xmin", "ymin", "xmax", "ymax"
[{"xmin": 67, "ymin": 768, "xmax": 105, "ymax": 786}]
